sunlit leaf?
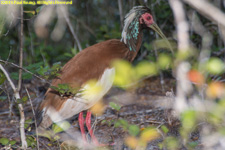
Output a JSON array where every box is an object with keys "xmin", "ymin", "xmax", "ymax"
[
  {"xmin": 52, "ymin": 121, "xmax": 71, "ymax": 134},
  {"xmin": 157, "ymin": 54, "xmax": 172, "ymax": 70},
  {"xmin": 125, "ymin": 136, "xmax": 138, "ymax": 149},
  {"xmin": 90, "ymin": 100, "xmax": 105, "ymax": 115},
  {"xmin": 135, "ymin": 61, "xmax": 157, "ymax": 78},
  {"xmin": 206, "ymin": 82, "xmax": 225, "ymax": 99},
  {"xmin": 113, "ymin": 60, "xmax": 133, "ymax": 87},
  {"xmin": 206, "ymin": 57, "xmax": 224, "ymax": 75},
  {"xmin": 140, "ymin": 128, "xmax": 160, "ymax": 142},
  {"xmin": 181, "ymin": 110, "xmax": 196, "ymax": 131}
]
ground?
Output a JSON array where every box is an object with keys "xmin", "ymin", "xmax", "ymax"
[{"xmin": 0, "ymin": 76, "xmax": 202, "ymax": 149}]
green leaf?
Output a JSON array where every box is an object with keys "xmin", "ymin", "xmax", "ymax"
[
  {"xmin": 128, "ymin": 125, "xmax": 140, "ymax": 136},
  {"xmin": 161, "ymin": 125, "xmax": 169, "ymax": 134},
  {"xmin": 9, "ymin": 140, "xmax": 16, "ymax": 145},
  {"xmin": 36, "ymin": 6, "xmax": 44, "ymax": 14},
  {"xmin": 0, "ymin": 96, "xmax": 7, "ymax": 101},
  {"xmin": 17, "ymin": 98, "xmax": 24, "ymax": 104},
  {"xmin": 58, "ymin": 84, "xmax": 69, "ymax": 90},
  {"xmin": 50, "ymin": 86, "xmax": 59, "ymax": 91},
  {"xmin": 165, "ymin": 136, "xmax": 179, "ymax": 150},
  {"xmin": 188, "ymin": 141, "xmax": 198, "ymax": 148},
  {"xmin": 109, "ymin": 102, "xmax": 121, "ymax": 111},
  {"xmin": 0, "ymin": 71, "xmax": 6, "ymax": 85},
  {"xmin": 22, "ymin": 96, "xmax": 28, "ymax": 102},
  {"xmin": 25, "ymin": 119, "xmax": 33, "ymax": 129},
  {"xmin": 26, "ymin": 136, "xmax": 36, "ymax": 148},
  {"xmin": 0, "ymin": 137, "xmax": 9, "ymax": 145}
]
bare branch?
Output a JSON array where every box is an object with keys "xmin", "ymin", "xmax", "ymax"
[
  {"xmin": 169, "ymin": 0, "xmax": 189, "ymax": 51},
  {"xmin": 59, "ymin": 6, "xmax": 82, "ymax": 51},
  {"xmin": 187, "ymin": 11, "xmax": 212, "ymax": 69},
  {"xmin": 18, "ymin": 4, "xmax": 23, "ymax": 92},
  {"xmin": 0, "ymin": 64, "xmax": 27, "ymax": 149},
  {"xmin": 183, "ymin": 0, "xmax": 225, "ymax": 27},
  {"xmin": 0, "ymin": 59, "xmax": 51, "ymax": 84},
  {"xmin": 169, "ymin": 0, "xmax": 192, "ymax": 113}
]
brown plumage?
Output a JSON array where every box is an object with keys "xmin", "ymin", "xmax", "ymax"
[
  {"xmin": 35, "ymin": 6, "xmax": 166, "ymax": 144},
  {"xmin": 36, "ymin": 37, "xmax": 142, "ymax": 127}
]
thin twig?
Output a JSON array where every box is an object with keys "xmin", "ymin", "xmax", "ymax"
[
  {"xmin": 0, "ymin": 59, "xmax": 51, "ymax": 84},
  {"xmin": 0, "ymin": 64, "xmax": 27, "ymax": 149},
  {"xmin": 59, "ymin": 6, "xmax": 82, "ymax": 51},
  {"xmin": 118, "ymin": 0, "xmax": 123, "ymax": 29},
  {"xmin": 70, "ymin": 15, "xmax": 96, "ymax": 37},
  {"xmin": 6, "ymin": 47, "xmax": 12, "ymax": 63},
  {"xmin": 25, "ymin": 88, "xmax": 40, "ymax": 150}
]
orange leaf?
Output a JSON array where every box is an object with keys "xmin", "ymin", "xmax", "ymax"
[
  {"xmin": 206, "ymin": 82, "xmax": 225, "ymax": 99},
  {"xmin": 125, "ymin": 136, "xmax": 138, "ymax": 149},
  {"xmin": 187, "ymin": 70, "xmax": 204, "ymax": 85}
]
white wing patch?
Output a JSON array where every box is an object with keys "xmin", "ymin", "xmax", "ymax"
[{"xmin": 45, "ymin": 68, "xmax": 115, "ymax": 123}]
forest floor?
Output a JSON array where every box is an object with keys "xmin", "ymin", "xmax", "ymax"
[{"xmin": 0, "ymin": 76, "xmax": 202, "ymax": 150}]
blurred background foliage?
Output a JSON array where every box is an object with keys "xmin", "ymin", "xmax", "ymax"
[
  {"xmin": 0, "ymin": 0, "xmax": 176, "ymax": 70},
  {"xmin": 0, "ymin": 0, "xmax": 223, "ymax": 74},
  {"xmin": 0, "ymin": 0, "xmax": 225, "ymax": 149}
]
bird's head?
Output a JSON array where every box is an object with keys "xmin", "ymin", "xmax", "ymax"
[{"xmin": 121, "ymin": 6, "xmax": 166, "ymax": 51}]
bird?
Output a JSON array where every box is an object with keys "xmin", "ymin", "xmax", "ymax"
[{"xmin": 35, "ymin": 6, "xmax": 167, "ymax": 145}]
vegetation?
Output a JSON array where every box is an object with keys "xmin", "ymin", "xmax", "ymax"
[{"xmin": 0, "ymin": 0, "xmax": 225, "ymax": 149}]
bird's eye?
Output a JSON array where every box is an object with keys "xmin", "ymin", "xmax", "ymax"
[{"xmin": 147, "ymin": 16, "xmax": 151, "ymax": 20}]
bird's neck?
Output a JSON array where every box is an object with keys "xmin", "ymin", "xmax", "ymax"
[
  {"xmin": 125, "ymin": 31, "xmax": 143, "ymax": 62},
  {"xmin": 121, "ymin": 20, "xmax": 143, "ymax": 50},
  {"xmin": 121, "ymin": 19, "xmax": 144, "ymax": 61}
]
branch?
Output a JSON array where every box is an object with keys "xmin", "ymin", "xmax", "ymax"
[
  {"xmin": 183, "ymin": 0, "xmax": 225, "ymax": 27},
  {"xmin": 0, "ymin": 64, "xmax": 27, "ymax": 149},
  {"xmin": 25, "ymin": 88, "xmax": 39, "ymax": 150},
  {"xmin": 18, "ymin": 3, "xmax": 24, "ymax": 92},
  {"xmin": 118, "ymin": 0, "xmax": 123, "ymax": 29},
  {"xmin": 169, "ymin": 0, "xmax": 189, "ymax": 51},
  {"xmin": 169, "ymin": 0, "xmax": 192, "ymax": 113},
  {"xmin": 59, "ymin": 6, "xmax": 82, "ymax": 51},
  {"xmin": 0, "ymin": 59, "xmax": 51, "ymax": 84},
  {"xmin": 70, "ymin": 15, "xmax": 96, "ymax": 37}
]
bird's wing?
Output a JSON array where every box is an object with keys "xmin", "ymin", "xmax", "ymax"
[{"xmin": 36, "ymin": 39, "xmax": 129, "ymax": 127}]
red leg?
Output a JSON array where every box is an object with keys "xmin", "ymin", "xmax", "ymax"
[
  {"xmin": 78, "ymin": 112, "xmax": 87, "ymax": 143},
  {"xmin": 85, "ymin": 111, "xmax": 100, "ymax": 145}
]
